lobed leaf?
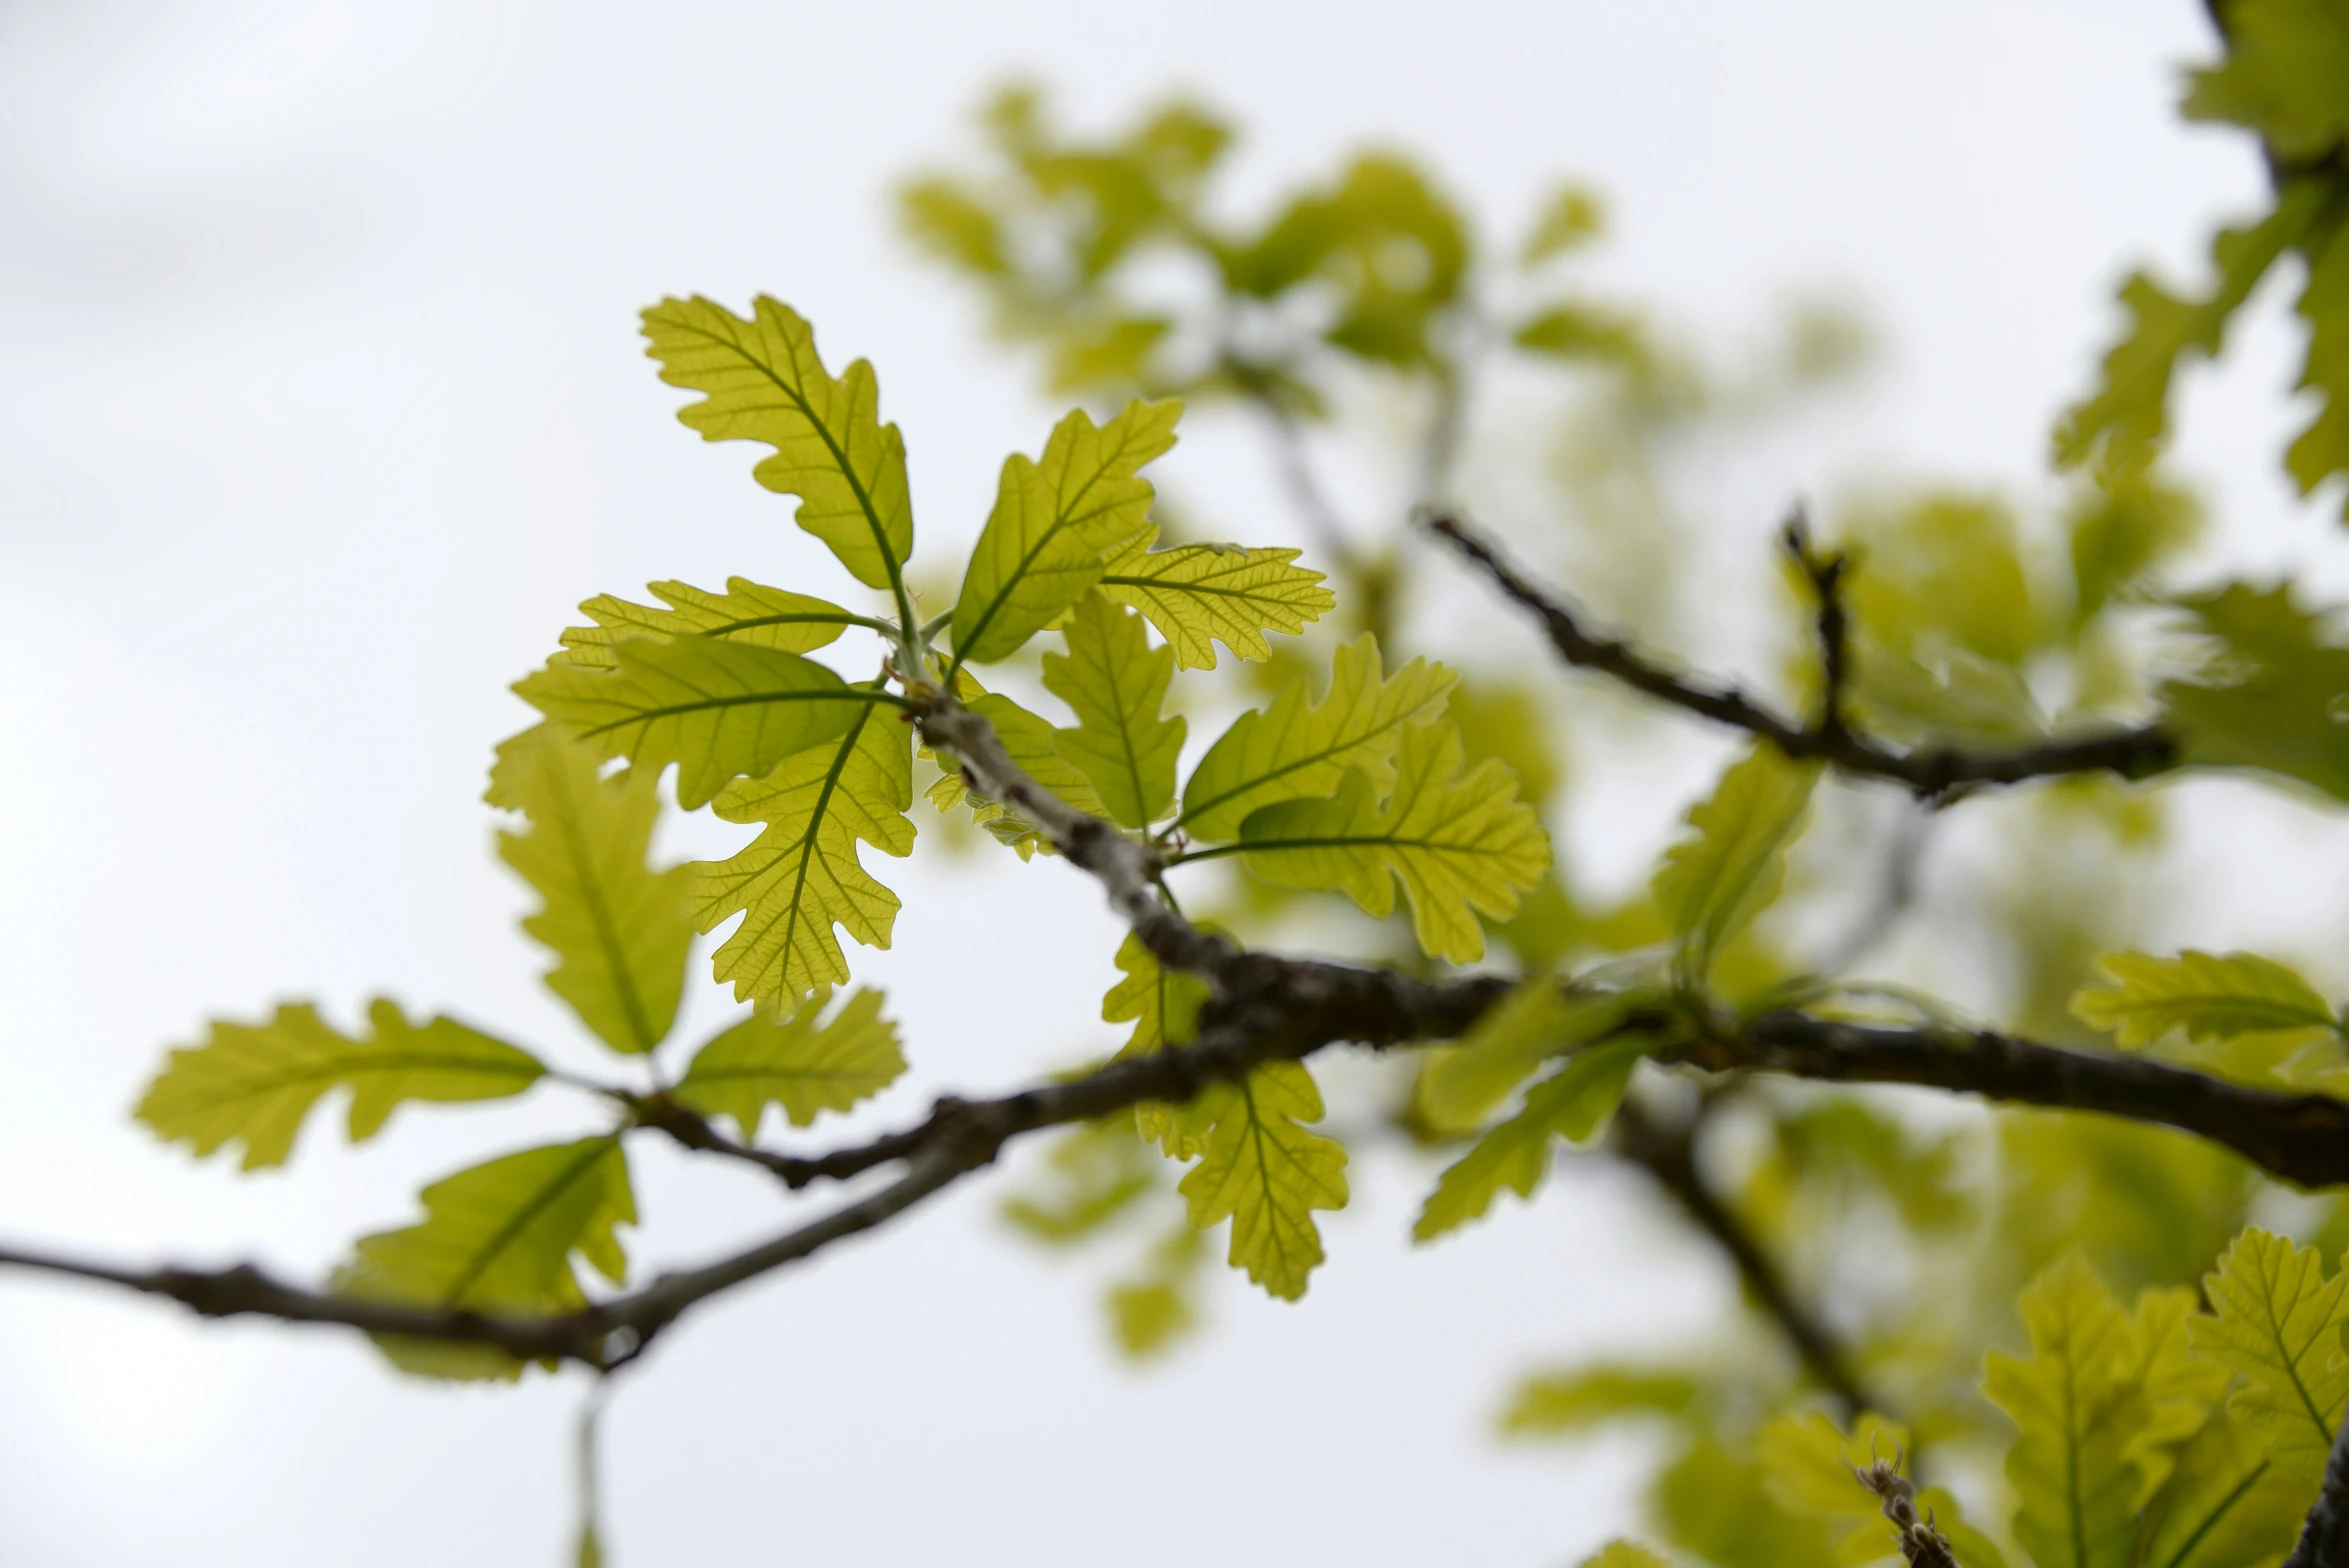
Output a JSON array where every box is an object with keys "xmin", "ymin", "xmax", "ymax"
[
  {"xmin": 1230, "ymin": 720, "xmax": 1551, "ymax": 964},
  {"xmin": 1177, "ymin": 633, "xmax": 1455, "ymax": 841},
  {"xmin": 1412, "ymin": 1037, "xmax": 1651, "ymax": 1241},
  {"xmin": 1652, "ymin": 746, "xmax": 1819, "ymax": 986},
  {"xmin": 1044, "ymin": 590, "xmax": 1185, "ymax": 829},
  {"xmin": 2070, "ymin": 949, "xmax": 2336, "ymax": 1050},
  {"xmin": 2135, "ymin": 1407, "xmax": 2310, "ymax": 1568},
  {"xmin": 1097, "ymin": 523, "xmax": 1336, "ymax": 669},
  {"xmin": 337, "ymin": 1137, "xmax": 634, "ymax": 1380},
  {"xmin": 137, "ymin": 1001, "xmax": 543, "ymax": 1171},
  {"xmin": 695, "ymin": 695, "xmax": 916, "ymax": 1004},
  {"xmin": 2183, "ymin": 0, "xmax": 2349, "ymax": 164},
  {"xmin": 950, "ymin": 399, "xmax": 1180, "ymax": 665},
  {"xmin": 641, "ymin": 295, "xmax": 913, "ymax": 592},
  {"xmin": 515, "ymin": 635, "xmax": 884, "ymax": 809},
  {"xmin": 1177, "ymin": 1064, "xmax": 1349, "ymax": 1301},
  {"xmin": 673, "ymin": 987, "xmax": 905, "ymax": 1139},
  {"xmin": 2191, "ymin": 1226, "xmax": 2349, "ymax": 1479},
  {"xmin": 1103, "ymin": 931, "xmax": 1217, "ymax": 1159},
  {"xmin": 555, "ymin": 578, "xmax": 863, "ymax": 669},
  {"xmin": 1417, "ymin": 984, "xmax": 1644, "ymax": 1134},
  {"xmin": 496, "ymin": 727, "xmax": 695, "ymax": 1055}
]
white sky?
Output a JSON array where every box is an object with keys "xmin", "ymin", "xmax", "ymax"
[{"xmin": 0, "ymin": 2, "xmax": 2325, "ymax": 1564}]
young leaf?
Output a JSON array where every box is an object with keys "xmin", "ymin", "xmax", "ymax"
[
  {"xmin": 497, "ymin": 728, "xmax": 695, "ymax": 1055},
  {"xmin": 515, "ymin": 635, "xmax": 885, "ymax": 809},
  {"xmin": 926, "ymin": 690, "xmax": 1108, "ymax": 857},
  {"xmin": 2070, "ymin": 949, "xmax": 2337, "ymax": 1049},
  {"xmin": 2191, "ymin": 1226, "xmax": 2349, "ymax": 1479},
  {"xmin": 137, "ymin": 1001, "xmax": 544, "ymax": 1171},
  {"xmin": 1498, "ymin": 1366, "xmax": 1707, "ymax": 1435},
  {"xmin": 1096, "ymin": 523, "xmax": 1336, "ymax": 669},
  {"xmin": 1103, "ymin": 930, "xmax": 1215, "ymax": 1158},
  {"xmin": 1177, "ymin": 1063, "xmax": 1348, "ymax": 1300},
  {"xmin": 1412, "ymin": 1036, "xmax": 1652, "ymax": 1242},
  {"xmin": 1177, "ymin": 633, "xmax": 1455, "ymax": 841},
  {"xmin": 337, "ymin": 1137, "xmax": 634, "ymax": 1380},
  {"xmin": 1982, "ymin": 1253, "xmax": 2148, "ymax": 1568},
  {"xmin": 1228, "ymin": 721, "xmax": 1551, "ymax": 964},
  {"xmin": 2183, "ymin": 0, "xmax": 2349, "ymax": 165},
  {"xmin": 555, "ymin": 578, "xmax": 866, "ymax": 669},
  {"xmin": 949, "ymin": 399, "xmax": 1180, "ymax": 666},
  {"xmin": 1418, "ymin": 984, "xmax": 1644, "ymax": 1133},
  {"xmin": 641, "ymin": 295, "xmax": 913, "ymax": 594},
  {"xmin": 672, "ymin": 987, "xmax": 905, "ymax": 1139},
  {"xmin": 695, "ymin": 697, "xmax": 916, "ymax": 1005},
  {"xmin": 2136, "ymin": 1408, "xmax": 2310, "ymax": 1568},
  {"xmin": 2162, "ymin": 581, "xmax": 2349, "ymax": 802},
  {"xmin": 1652, "ymin": 746, "xmax": 1819, "ymax": 985},
  {"xmin": 1044, "ymin": 591, "xmax": 1186, "ymax": 829}
]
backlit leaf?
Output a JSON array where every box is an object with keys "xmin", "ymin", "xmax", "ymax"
[
  {"xmin": 1044, "ymin": 591, "xmax": 1185, "ymax": 829},
  {"xmin": 2191, "ymin": 1226, "xmax": 2349, "ymax": 1479},
  {"xmin": 337, "ymin": 1137, "xmax": 634, "ymax": 1380},
  {"xmin": 1103, "ymin": 931, "xmax": 1220, "ymax": 1159},
  {"xmin": 641, "ymin": 295, "xmax": 913, "ymax": 592},
  {"xmin": 1418, "ymin": 984, "xmax": 1644, "ymax": 1134},
  {"xmin": 1097, "ymin": 523, "xmax": 1336, "ymax": 669},
  {"xmin": 137, "ymin": 1001, "xmax": 544, "ymax": 1171},
  {"xmin": 695, "ymin": 695, "xmax": 915, "ymax": 1004},
  {"xmin": 2161, "ymin": 581, "xmax": 2349, "ymax": 802},
  {"xmin": 2070, "ymin": 949, "xmax": 2336, "ymax": 1050},
  {"xmin": 2183, "ymin": 0, "xmax": 2349, "ymax": 164},
  {"xmin": 1177, "ymin": 1063, "xmax": 1348, "ymax": 1300},
  {"xmin": 515, "ymin": 636, "xmax": 883, "ymax": 809},
  {"xmin": 497, "ymin": 727, "xmax": 694, "ymax": 1055},
  {"xmin": 1177, "ymin": 633, "xmax": 1455, "ymax": 841},
  {"xmin": 2136, "ymin": 1407, "xmax": 2310, "ymax": 1568},
  {"xmin": 1412, "ymin": 1037, "xmax": 1651, "ymax": 1241},
  {"xmin": 1652, "ymin": 746, "xmax": 1819, "ymax": 985},
  {"xmin": 1230, "ymin": 721, "xmax": 1551, "ymax": 963},
  {"xmin": 925, "ymin": 690, "xmax": 1108, "ymax": 857},
  {"xmin": 673, "ymin": 987, "xmax": 905, "ymax": 1139},
  {"xmin": 950, "ymin": 399, "xmax": 1180, "ymax": 665},
  {"xmin": 555, "ymin": 578, "xmax": 864, "ymax": 670}
]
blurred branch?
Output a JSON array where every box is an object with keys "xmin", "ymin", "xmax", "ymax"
[
  {"xmin": 2285, "ymin": 1415, "xmax": 2349, "ymax": 1568},
  {"xmin": 1611, "ymin": 1093, "xmax": 1879, "ymax": 1420},
  {"xmin": 1423, "ymin": 511, "xmax": 2176, "ymax": 796}
]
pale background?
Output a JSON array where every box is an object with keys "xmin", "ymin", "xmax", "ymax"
[{"xmin": 0, "ymin": 2, "xmax": 2324, "ymax": 1564}]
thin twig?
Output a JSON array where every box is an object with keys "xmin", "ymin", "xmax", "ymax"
[
  {"xmin": 1781, "ymin": 506, "xmax": 1851, "ymax": 741},
  {"xmin": 1423, "ymin": 511, "xmax": 2175, "ymax": 796}
]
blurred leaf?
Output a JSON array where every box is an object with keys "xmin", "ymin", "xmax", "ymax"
[
  {"xmin": 674, "ymin": 987, "xmax": 905, "ymax": 1139},
  {"xmin": 2161, "ymin": 581, "xmax": 2349, "ymax": 802},
  {"xmin": 2192, "ymin": 1227, "xmax": 2349, "ymax": 1479},
  {"xmin": 2066, "ymin": 472, "xmax": 2203, "ymax": 628},
  {"xmin": 1575, "ymin": 1544, "xmax": 1667, "ymax": 1568},
  {"xmin": 1652, "ymin": 746, "xmax": 1819, "ymax": 986},
  {"xmin": 1412, "ymin": 1037, "xmax": 1652, "ymax": 1241},
  {"xmin": 1418, "ymin": 984, "xmax": 1644, "ymax": 1133},
  {"xmin": 2070, "ymin": 949, "xmax": 2336, "ymax": 1052},
  {"xmin": 554, "ymin": 578, "xmax": 861, "ymax": 670},
  {"xmin": 1498, "ymin": 1366, "xmax": 1708, "ymax": 1436}
]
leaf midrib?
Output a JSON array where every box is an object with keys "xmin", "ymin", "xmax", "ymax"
[
  {"xmin": 164, "ymin": 1052, "xmax": 540, "ymax": 1114},
  {"xmin": 443, "ymin": 1137, "xmax": 620, "ymax": 1308},
  {"xmin": 542, "ymin": 757, "xmax": 660, "ymax": 1053},
  {"xmin": 953, "ymin": 423, "xmax": 1149, "ymax": 670}
]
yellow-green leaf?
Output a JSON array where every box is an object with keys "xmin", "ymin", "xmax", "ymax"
[
  {"xmin": 1229, "ymin": 720, "xmax": 1551, "ymax": 963},
  {"xmin": 337, "ymin": 1137, "xmax": 634, "ymax": 1381},
  {"xmin": 2071, "ymin": 949, "xmax": 2336, "ymax": 1050},
  {"xmin": 2183, "ymin": 0, "xmax": 2349, "ymax": 164},
  {"xmin": 950, "ymin": 399, "xmax": 1180, "ymax": 665},
  {"xmin": 136, "ymin": 1001, "xmax": 544, "ymax": 1171},
  {"xmin": 1575, "ymin": 1544, "xmax": 1668, "ymax": 1568},
  {"xmin": 515, "ymin": 635, "xmax": 884, "ymax": 809},
  {"xmin": 1044, "ymin": 591, "xmax": 1186, "ymax": 830},
  {"xmin": 1103, "ymin": 930, "xmax": 1217, "ymax": 1158},
  {"xmin": 1652, "ymin": 745, "xmax": 1819, "ymax": 985},
  {"xmin": 673, "ymin": 987, "xmax": 905, "ymax": 1139},
  {"xmin": 2162, "ymin": 580, "xmax": 2349, "ymax": 802},
  {"xmin": 1177, "ymin": 633, "xmax": 1455, "ymax": 841},
  {"xmin": 1982, "ymin": 1253, "xmax": 2147, "ymax": 1568},
  {"xmin": 641, "ymin": 295, "xmax": 913, "ymax": 592},
  {"xmin": 926, "ymin": 690, "xmax": 1108, "ymax": 857},
  {"xmin": 695, "ymin": 696, "xmax": 915, "ymax": 1004},
  {"xmin": 1418, "ymin": 984, "xmax": 1644, "ymax": 1134},
  {"xmin": 497, "ymin": 727, "xmax": 695, "ymax": 1055},
  {"xmin": 1758, "ymin": 1409, "xmax": 1911, "ymax": 1521},
  {"xmin": 555, "ymin": 578, "xmax": 866, "ymax": 669},
  {"xmin": 2192, "ymin": 1227, "xmax": 2349, "ymax": 1479},
  {"xmin": 1177, "ymin": 1063, "xmax": 1348, "ymax": 1300},
  {"xmin": 2136, "ymin": 1408, "xmax": 2310, "ymax": 1568},
  {"xmin": 1412, "ymin": 1036, "xmax": 1651, "ymax": 1241},
  {"xmin": 1097, "ymin": 523, "xmax": 1336, "ymax": 669}
]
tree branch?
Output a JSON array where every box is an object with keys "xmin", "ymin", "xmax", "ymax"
[
  {"xmin": 1611, "ymin": 1094, "xmax": 1879, "ymax": 1420},
  {"xmin": 2285, "ymin": 1414, "xmax": 2349, "ymax": 1568},
  {"xmin": 1422, "ymin": 511, "xmax": 2176, "ymax": 796}
]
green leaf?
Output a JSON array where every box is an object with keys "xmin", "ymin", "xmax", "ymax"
[
  {"xmin": 337, "ymin": 1137, "xmax": 634, "ymax": 1381},
  {"xmin": 1512, "ymin": 303, "xmax": 1647, "ymax": 367},
  {"xmin": 515, "ymin": 635, "xmax": 885, "ymax": 809},
  {"xmin": 2183, "ymin": 0, "xmax": 2349, "ymax": 163},
  {"xmin": 1982, "ymin": 1253, "xmax": 2147, "ymax": 1568},
  {"xmin": 1758, "ymin": 1409, "xmax": 1916, "ymax": 1527},
  {"xmin": 673, "ymin": 987, "xmax": 905, "ymax": 1139},
  {"xmin": 1103, "ymin": 931, "xmax": 1216, "ymax": 1158},
  {"xmin": 2052, "ymin": 187, "xmax": 2323, "ymax": 479},
  {"xmin": 2289, "ymin": 208, "xmax": 2349, "ymax": 513},
  {"xmin": 1097, "ymin": 523, "xmax": 1336, "ymax": 670},
  {"xmin": 1520, "ymin": 183, "xmax": 1605, "ymax": 265},
  {"xmin": 2136, "ymin": 1408, "xmax": 2310, "ymax": 1568},
  {"xmin": 496, "ymin": 727, "xmax": 695, "ymax": 1055},
  {"xmin": 2162, "ymin": 581, "xmax": 2349, "ymax": 802},
  {"xmin": 2191, "ymin": 1226, "xmax": 2349, "ymax": 1479},
  {"xmin": 1574, "ymin": 1544, "xmax": 1668, "ymax": 1568},
  {"xmin": 949, "ymin": 399, "xmax": 1181, "ymax": 666},
  {"xmin": 641, "ymin": 295, "xmax": 913, "ymax": 594},
  {"xmin": 1652, "ymin": 746, "xmax": 1819, "ymax": 985},
  {"xmin": 1412, "ymin": 1036, "xmax": 1651, "ymax": 1242},
  {"xmin": 1044, "ymin": 590, "xmax": 1186, "ymax": 829},
  {"xmin": 1418, "ymin": 984, "xmax": 1644, "ymax": 1133},
  {"xmin": 695, "ymin": 695, "xmax": 916, "ymax": 1004},
  {"xmin": 1497, "ymin": 1366, "xmax": 1707, "ymax": 1435},
  {"xmin": 1177, "ymin": 633, "xmax": 1455, "ymax": 841},
  {"xmin": 136, "ymin": 1001, "xmax": 544, "ymax": 1171},
  {"xmin": 1229, "ymin": 720, "xmax": 1551, "ymax": 964},
  {"xmin": 2070, "ymin": 949, "xmax": 2336, "ymax": 1049},
  {"xmin": 926, "ymin": 689, "xmax": 1109, "ymax": 858},
  {"xmin": 554, "ymin": 578, "xmax": 865, "ymax": 669},
  {"xmin": 1177, "ymin": 1063, "xmax": 1348, "ymax": 1301}
]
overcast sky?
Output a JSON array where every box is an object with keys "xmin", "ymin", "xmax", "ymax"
[{"xmin": 0, "ymin": 2, "xmax": 2321, "ymax": 1564}]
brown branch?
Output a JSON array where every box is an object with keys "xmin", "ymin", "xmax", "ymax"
[
  {"xmin": 1782, "ymin": 506, "xmax": 1852, "ymax": 741},
  {"xmin": 1423, "ymin": 511, "xmax": 2176, "ymax": 796},
  {"xmin": 2285, "ymin": 1414, "xmax": 2349, "ymax": 1568},
  {"xmin": 1611, "ymin": 1094, "xmax": 1878, "ymax": 1420},
  {"xmin": 1852, "ymin": 1454, "xmax": 1963, "ymax": 1568}
]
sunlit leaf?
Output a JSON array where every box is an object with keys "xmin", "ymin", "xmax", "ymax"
[
  {"xmin": 2135, "ymin": 1406, "xmax": 2310, "ymax": 1568},
  {"xmin": 1417, "ymin": 984, "xmax": 1644, "ymax": 1134},
  {"xmin": 2161, "ymin": 581, "xmax": 2349, "ymax": 802},
  {"xmin": 1177, "ymin": 1063, "xmax": 1348, "ymax": 1300},
  {"xmin": 2183, "ymin": 0, "xmax": 2349, "ymax": 164},
  {"xmin": 555, "ymin": 578, "xmax": 865, "ymax": 669},
  {"xmin": 1044, "ymin": 590, "xmax": 1185, "ymax": 829},
  {"xmin": 926, "ymin": 689, "xmax": 1108, "ymax": 857},
  {"xmin": 1097, "ymin": 524, "xmax": 1336, "ymax": 669},
  {"xmin": 1652, "ymin": 746, "xmax": 1819, "ymax": 985},
  {"xmin": 2070, "ymin": 949, "xmax": 2336, "ymax": 1050},
  {"xmin": 2191, "ymin": 1226, "xmax": 2349, "ymax": 1479},
  {"xmin": 1412, "ymin": 1037, "xmax": 1652, "ymax": 1241},
  {"xmin": 673, "ymin": 987, "xmax": 905, "ymax": 1139}
]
